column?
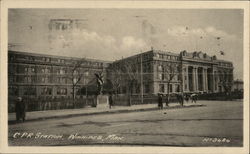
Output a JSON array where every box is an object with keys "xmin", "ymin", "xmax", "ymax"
[
  {"xmin": 192, "ymin": 67, "xmax": 196, "ymax": 92},
  {"xmin": 202, "ymin": 68, "xmax": 206, "ymax": 92},
  {"xmin": 203, "ymin": 68, "xmax": 208, "ymax": 92},
  {"xmin": 195, "ymin": 67, "xmax": 199, "ymax": 92},
  {"xmin": 212, "ymin": 69, "xmax": 215, "ymax": 92},
  {"xmin": 186, "ymin": 66, "xmax": 189, "ymax": 92}
]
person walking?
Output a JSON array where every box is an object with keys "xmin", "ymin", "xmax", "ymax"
[
  {"xmin": 15, "ymin": 97, "xmax": 26, "ymax": 122},
  {"xmin": 190, "ymin": 93, "xmax": 198, "ymax": 103},
  {"xmin": 184, "ymin": 93, "xmax": 189, "ymax": 103},
  {"xmin": 165, "ymin": 94, "xmax": 170, "ymax": 107},
  {"xmin": 108, "ymin": 93, "xmax": 113, "ymax": 109},
  {"xmin": 158, "ymin": 93, "xmax": 163, "ymax": 109}
]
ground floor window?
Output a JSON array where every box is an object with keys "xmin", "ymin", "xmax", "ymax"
[
  {"xmin": 41, "ymin": 87, "xmax": 52, "ymax": 95},
  {"xmin": 159, "ymin": 84, "xmax": 164, "ymax": 93},
  {"xmin": 144, "ymin": 84, "xmax": 150, "ymax": 93},
  {"xmin": 176, "ymin": 84, "xmax": 180, "ymax": 92},
  {"xmin": 169, "ymin": 84, "xmax": 173, "ymax": 93},
  {"xmin": 57, "ymin": 88, "xmax": 67, "ymax": 95}
]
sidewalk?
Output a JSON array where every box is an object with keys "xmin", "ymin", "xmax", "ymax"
[{"xmin": 8, "ymin": 102, "xmax": 205, "ymax": 123}]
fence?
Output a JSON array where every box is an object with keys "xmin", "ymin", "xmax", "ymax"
[
  {"xmin": 8, "ymin": 96, "xmax": 96, "ymax": 113},
  {"xmin": 113, "ymin": 94, "xmax": 179, "ymax": 106},
  {"xmin": 198, "ymin": 91, "xmax": 243, "ymax": 100}
]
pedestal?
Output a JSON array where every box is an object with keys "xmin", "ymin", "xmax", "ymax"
[{"xmin": 96, "ymin": 95, "xmax": 108, "ymax": 108}]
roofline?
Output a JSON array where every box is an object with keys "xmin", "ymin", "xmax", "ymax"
[{"xmin": 8, "ymin": 50, "xmax": 112, "ymax": 63}]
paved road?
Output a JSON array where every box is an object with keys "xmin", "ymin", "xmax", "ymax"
[{"xmin": 8, "ymin": 101, "xmax": 243, "ymax": 146}]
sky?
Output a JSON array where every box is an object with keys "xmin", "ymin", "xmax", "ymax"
[{"xmin": 8, "ymin": 9, "xmax": 243, "ymax": 80}]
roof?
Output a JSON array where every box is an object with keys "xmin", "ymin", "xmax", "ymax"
[{"xmin": 8, "ymin": 50, "xmax": 111, "ymax": 64}]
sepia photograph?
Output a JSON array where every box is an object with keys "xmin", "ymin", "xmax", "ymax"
[{"xmin": 0, "ymin": 1, "xmax": 249, "ymax": 154}]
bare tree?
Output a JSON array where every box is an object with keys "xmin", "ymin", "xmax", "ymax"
[
  {"xmin": 110, "ymin": 59, "xmax": 139, "ymax": 106},
  {"xmin": 67, "ymin": 58, "xmax": 89, "ymax": 108},
  {"xmin": 108, "ymin": 64, "xmax": 123, "ymax": 95},
  {"xmin": 122, "ymin": 60, "xmax": 140, "ymax": 106},
  {"xmin": 164, "ymin": 62, "xmax": 182, "ymax": 104},
  {"xmin": 219, "ymin": 70, "xmax": 233, "ymax": 99}
]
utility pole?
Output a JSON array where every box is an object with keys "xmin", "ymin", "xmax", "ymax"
[
  {"xmin": 140, "ymin": 50, "xmax": 143, "ymax": 104},
  {"xmin": 85, "ymin": 84, "xmax": 88, "ymax": 104}
]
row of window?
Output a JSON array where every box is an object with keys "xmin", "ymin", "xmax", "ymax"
[
  {"xmin": 159, "ymin": 84, "xmax": 180, "ymax": 93},
  {"xmin": 9, "ymin": 54, "xmax": 105, "ymax": 67},
  {"xmin": 9, "ymin": 76, "xmax": 90, "ymax": 84},
  {"xmin": 219, "ymin": 62, "xmax": 233, "ymax": 67},
  {"xmin": 9, "ymin": 65, "xmax": 91, "ymax": 75},
  {"xmin": 154, "ymin": 53, "xmax": 179, "ymax": 61},
  {"xmin": 158, "ymin": 73, "xmax": 180, "ymax": 81},
  {"xmin": 9, "ymin": 86, "xmax": 69, "ymax": 96}
]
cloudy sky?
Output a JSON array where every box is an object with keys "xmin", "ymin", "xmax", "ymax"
[{"xmin": 8, "ymin": 9, "xmax": 243, "ymax": 79}]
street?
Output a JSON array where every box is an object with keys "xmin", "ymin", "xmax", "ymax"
[{"xmin": 8, "ymin": 100, "xmax": 243, "ymax": 146}]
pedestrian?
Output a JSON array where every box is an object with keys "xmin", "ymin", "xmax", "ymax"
[
  {"xmin": 190, "ymin": 93, "xmax": 198, "ymax": 103},
  {"xmin": 15, "ymin": 97, "xmax": 26, "ymax": 122},
  {"xmin": 108, "ymin": 92, "xmax": 113, "ymax": 109},
  {"xmin": 184, "ymin": 93, "xmax": 189, "ymax": 103},
  {"xmin": 165, "ymin": 94, "xmax": 170, "ymax": 107},
  {"xmin": 179, "ymin": 93, "xmax": 184, "ymax": 106},
  {"xmin": 158, "ymin": 93, "xmax": 163, "ymax": 109}
]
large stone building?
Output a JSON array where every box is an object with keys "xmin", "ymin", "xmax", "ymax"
[
  {"xmin": 108, "ymin": 49, "xmax": 234, "ymax": 95},
  {"xmin": 8, "ymin": 50, "xmax": 109, "ymax": 100},
  {"xmin": 8, "ymin": 49, "xmax": 234, "ymax": 100}
]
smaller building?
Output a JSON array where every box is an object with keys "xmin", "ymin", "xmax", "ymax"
[{"xmin": 232, "ymin": 79, "xmax": 243, "ymax": 92}]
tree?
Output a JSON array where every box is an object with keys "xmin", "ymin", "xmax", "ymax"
[
  {"xmin": 67, "ymin": 58, "xmax": 89, "ymax": 108},
  {"xmin": 107, "ymin": 64, "xmax": 123, "ymax": 95},
  {"xmin": 110, "ymin": 59, "xmax": 140, "ymax": 106},
  {"xmin": 164, "ymin": 62, "xmax": 182, "ymax": 104},
  {"xmin": 219, "ymin": 70, "xmax": 233, "ymax": 100},
  {"xmin": 122, "ymin": 60, "xmax": 140, "ymax": 106}
]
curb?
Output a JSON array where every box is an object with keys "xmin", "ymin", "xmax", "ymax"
[{"xmin": 8, "ymin": 104, "xmax": 205, "ymax": 124}]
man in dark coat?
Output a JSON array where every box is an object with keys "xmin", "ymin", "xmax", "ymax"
[
  {"xmin": 15, "ymin": 97, "xmax": 26, "ymax": 122},
  {"xmin": 108, "ymin": 93, "xmax": 113, "ymax": 109},
  {"xmin": 158, "ymin": 93, "xmax": 163, "ymax": 109},
  {"xmin": 190, "ymin": 93, "xmax": 198, "ymax": 103}
]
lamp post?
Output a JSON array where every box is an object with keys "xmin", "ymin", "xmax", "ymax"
[{"xmin": 140, "ymin": 50, "xmax": 143, "ymax": 104}]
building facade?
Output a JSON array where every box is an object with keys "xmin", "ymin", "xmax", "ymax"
[
  {"xmin": 8, "ymin": 49, "xmax": 234, "ymax": 100},
  {"xmin": 8, "ymin": 50, "xmax": 110, "ymax": 100},
  {"xmin": 107, "ymin": 50, "xmax": 234, "ymax": 95}
]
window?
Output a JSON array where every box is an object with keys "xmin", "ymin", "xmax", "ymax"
[
  {"xmin": 84, "ymin": 71, "xmax": 89, "ymax": 76},
  {"xmin": 57, "ymin": 88, "xmax": 67, "ymax": 95},
  {"xmin": 175, "ymin": 84, "xmax": 180, "ymax": 92},
  {"xmin": 45, "ymin": 68, "xmax": 51, "ymax": 73},
  {"xmin": 42, "ymin": 87, "xmax": 52, "ymax": 95},
  {"xmin": 169, "ymin": 84, "xmax": 173, "ymax": 93},
  {"xmin": 9, "ymin": 86, "xmax": 18, "ymax": 96},
  {"xmin": 9, "ymin": 76, "xmax": 16, "ymax": 83},
  {"xmin": 31, "ymin": 76, "xmax": 36, "ymax": 82},
  {"xmin": 25, "ymin": 76, "xmax": 31, "ymax": 83},
  {"xmin": 61, "ymin": 77, "xmax": 67, "ymax": 83},
  {"xmin": 158, "ymin": 73, "xmax": 162, "ymax": 80},
  {"xmin": 42, "ymin": 77, "xmax": 49, "ymax": 83},
  {"xmin": 159, "ymin": 84, "xmax": 164, "ymax": 93},
  {"xmin": 144, "ymin": 84, "xmax": 150, "ymax": 93},
  {"xmin": 60, "ymin": 69, "xmax": 65, "ymax": 75},
  {"xmin": 24, "ymin": 86, "xmax": 36, "ymax": 95},
  {"xmin": 31, "ymin": 67, "xmax": 35, "ymax": 73},
  {"xmin": 161, "ymin": 74, "xmax": 165, "ymax": 80},
  {"xmin": 158, "ymin": 65, "xmax": 163, "ymax": 72}
]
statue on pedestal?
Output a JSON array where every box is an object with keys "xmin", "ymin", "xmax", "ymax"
[{"xmin": 94, "ymin": 72, "xmax": 104, "ymax": 95}]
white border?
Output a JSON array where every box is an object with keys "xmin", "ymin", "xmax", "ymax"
[{"xmin": 0, "ymin": 1, "xmax": 249, "ymax": 154}]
